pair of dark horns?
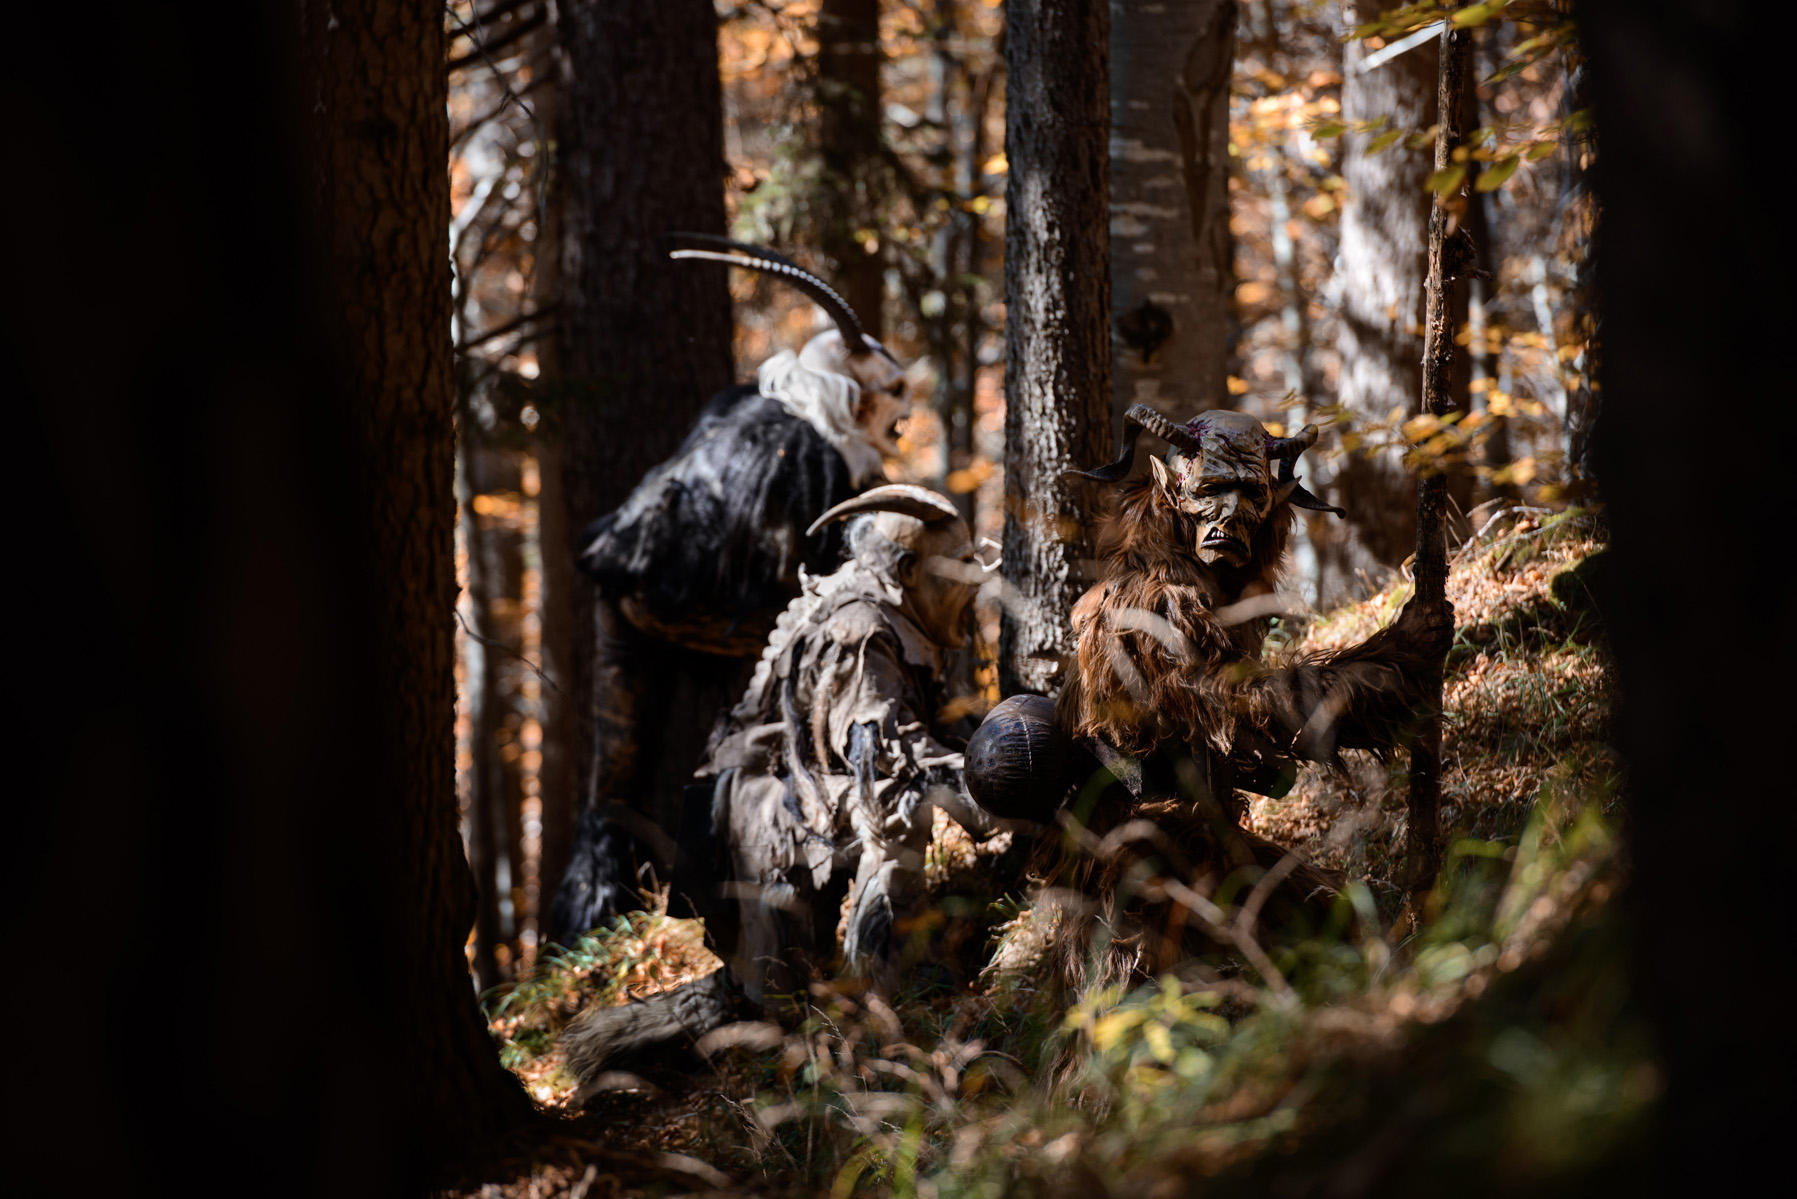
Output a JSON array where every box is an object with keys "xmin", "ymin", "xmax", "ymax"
[
  {"xmin": 1069, "ymin": 403, "xmax": 1345, "ymax": 517},
  {"xmin": 667, "ymin": 233, "xmax": 892, "ymax": 364}
]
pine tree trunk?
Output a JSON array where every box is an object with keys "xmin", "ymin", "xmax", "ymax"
[
  {"xmin": 1581, "ymin": 1, "xmax": 1783, "ymax": 1181},
  {"xmin": 1109, "ymin": 0, "xmax": 1237, "ymax": 423},
  {"xmin": 551, "ymin": 0, "xmax": 734, "ymax": 878},
  {"xmin": 298, "ymin": 0, "xmax": 537, "ymax": 1147},
  {"xmin": 1000, "ymin": 0, "xmax": 1114, "ymax": 697},
  {"xmin": 818, "ymin": 0, "xmax": 886, "ymax": 338},
  {"xmin": 15, "ymin": 1, "xmax": 536, "ymax": 1188}
]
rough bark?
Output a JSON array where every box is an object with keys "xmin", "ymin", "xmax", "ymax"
[
  {"xmin": 297, "ymin": 0, "xmax": 537, "ymax": 1150},
  {"xmin": 551, "ymin": 0, "xmax": 735, "ymax": 884},
  {"xmin": 12, "ymin": 2, "xmax": 534, "ymax": 1189},
  {"xmin": 1001, "ymin": 0, "xmax": 1114, "ymax": 697},
  {"xmin": 817, "ymin": 0, "xmax": 886, "ymax": 338},
  {"xmin": 1109, "ymin": 0, "xmax": 1237, "ymax": 422},
  {"xmin": 1314, "ymin": 2, "xmax": 1439, "ymax": 607},
  {"xmin": 1401, "ymin": 21, "xmax": 1470, "ymax": 904},
  {"xmin": 1581, "ymin": 0, "xmax": 1784, "ymax": 1182}
]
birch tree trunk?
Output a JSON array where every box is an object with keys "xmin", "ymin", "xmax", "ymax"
[
  {"xmin": 1314, "ymin": 2, "xmax": 1439, "ymax": 608},
  {"xmin": 1109, "ymin": 0, "xmax": 1238, "ymax": 423},
  {"xmin": 1001, "ymin": 0, "xmax": 1114, "ymax": 697}
]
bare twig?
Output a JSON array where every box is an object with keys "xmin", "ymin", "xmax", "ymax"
[
  {"xmin": 456, "ymin": 606, "xmax": 562, "ymax": 694},
  {"xmin": 457, "ymin": 303, "xmax": 558, "ymax": 353},
  {"xmin": 447, "ymin": 7, "xmax": 548, "ymax": 74}
]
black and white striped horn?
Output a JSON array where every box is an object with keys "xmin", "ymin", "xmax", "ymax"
[
  {"xmin": 667, "ymin": 232, "xmax": 884, "ymax": 360},
  {"xmin": 1067, "ymin": 403, "xmax": 1204, "ymax": 484}
]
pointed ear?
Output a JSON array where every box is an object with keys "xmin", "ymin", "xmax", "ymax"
[{"xmin": 1148, "ymin": 454, "xmax": 1174, "ymax": 493}]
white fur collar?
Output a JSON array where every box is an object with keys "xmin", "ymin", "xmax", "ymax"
[{"xmin": 757, "ymin": 350, "xmax": 883, "ymax": 486}]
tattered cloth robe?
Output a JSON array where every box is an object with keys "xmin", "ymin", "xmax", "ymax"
[{"xmin": 675, "ymin": 560, "xmax": 991, "ymax": 1002}]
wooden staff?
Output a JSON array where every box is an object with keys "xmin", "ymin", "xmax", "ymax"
[{"xmin": 1403, "ymin": 20, "xmax": 1473, "ymax": 902}]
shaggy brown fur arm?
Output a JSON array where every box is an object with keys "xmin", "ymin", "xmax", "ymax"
[{"xmin": 1207, "ymin": 598, "xmax": 1454, "ymax": 760}]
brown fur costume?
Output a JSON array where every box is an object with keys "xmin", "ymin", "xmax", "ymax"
[{"xmin": 1040, "ymin": 408, "xmax": 1450, "ymax": 1000}]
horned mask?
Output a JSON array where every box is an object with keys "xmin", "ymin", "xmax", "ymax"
[
  {"xmin": 807, "ymin": 485, "xmax": 983, "ymax": 649},
  {"xmin": 1074, "ymin": 403, "xmax": 1345, "ymax": 568},
  {"xmin": 669, "ymin": 234, "xmax": 909, "ymax": 483}
]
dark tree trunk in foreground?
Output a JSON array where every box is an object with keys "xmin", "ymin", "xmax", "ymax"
[
  {"xmin": 12, "ymin": 0, "xmax": 530, "ymax": 1191},
  {"xmin": 1582, "ymin": 0, "xmax": 1785, "ymax": 1183},
  {"xmin": 551, "ymin": 0, "xmax": 736, "ymax": 903},
  {"xmin": 295, "ymin": 0, "xmax": 535, "ymax": 1148},
  {"xmin": 1401, "ymin": 22, "xmax": 1471, "ymax": 906},
  {"xmin": 817, "ymin": 0, "xmax": 886, "ymax": 339},
  {"xmin": 1109, "ymin": 0, "xmax": 1237, "ymax": 423},
  {"xmin": 1000, "ymin": 0, "xmax": 1114, "ymax": 697}
]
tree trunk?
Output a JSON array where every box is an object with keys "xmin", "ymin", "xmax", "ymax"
[
  {"xmin": 1314, "ymin": 3, "xmax": 1440, "ymax": 608},
  {"xmin": 13, "ymin": 2, "xmax": 537, "ymax": 1189},
  {"xmin": 1109, "ymin": 0, "xmax": 1237, "ymax": 423},
  {"xmin": 459, "ymin": 439, "xmax": 506, "ymax": 991},
  {"xmin": 1402, "ymin": 21, "xmax": 1471, "ymax": 905},
  {"xmin": 817, "ymin": 0, "xmax": 886, "ymax": 339},
  {"xmin": 1000, "ymin": 0, "xmax": 1114, "ymax": 698},
  {"xmin": 551, "ymin": 0, "xmax": 735, "ymax": 887},
  {"xmin": 460, "ymin": 438, "xmax": 529, "ymax": 986},
  {"xmin": 297, "ymin": 0, "xmax": 536, "ymax": 1149},
  {"xmin": 523, "ymin": 60, "xmax": 580, "ymax": 948},
  {"xmin": 534, "ymin": 436, "xmax": 579, "ymax": 944},
  {"xmin": 1581, "ymin": 1, "xmax": 1784, "ymax": 1183}
]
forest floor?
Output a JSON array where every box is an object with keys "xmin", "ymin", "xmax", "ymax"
[{"xmin": 446, "ymin": 506, "xmax": 1653, "ymax": 1199}]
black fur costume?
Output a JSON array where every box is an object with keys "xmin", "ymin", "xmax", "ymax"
[{"xmin": 553, "ymin": 384, "xmax": 859, "ymax": 937}]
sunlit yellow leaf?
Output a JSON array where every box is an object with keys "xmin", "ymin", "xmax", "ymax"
[
  {"xmin": 1366, "ymin": 128, "xmax": 1405, "ymax": 156},
  {"xmin": 1227, "ymin": 375, "xmax": 1251, "ymax": 395},
  {"xmin": 1452, "ymin": 1, "xmax": 1509, "ymax": 29},
  {"xmin": 1427, "ymin": 164, "xmax": 1467, "ymax": 194},
  {"xmin": 983, "ymin": 152, "xmax": 1007, "ymax": 175},
  {"xmin": 1474, "ymin": 155, "xmax": 1521, "ymax": 191},
  {"xmin": 1526, "ymin": 141, "xmax": 1557, "ymax": 162},
  {"xmin": 1092, "ymin": 1008, "xmax": 1150, "ymax": 1051},
  {"xmin": 1144, "ymin": 1023, "xmax": 1175, "ymax": 1063}
]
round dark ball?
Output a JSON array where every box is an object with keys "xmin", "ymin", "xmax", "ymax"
[{"xmin": 964, "ymin": 694, "xmax": 1071, "ymax": 821}]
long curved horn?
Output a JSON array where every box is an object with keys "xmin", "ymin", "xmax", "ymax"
[
  {"xmin": 805, "ymin": 484, "xmax": 961, "ymax": 537},
  {"xmin": 667, "ymin": 232, "xmax": 870, "ymax": 354},
  {"xmin": 1066, "ymin": 403, "xmax": 1203, "ymax": 483}
]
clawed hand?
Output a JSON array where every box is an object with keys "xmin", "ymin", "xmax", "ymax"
[{"xmin": 1394, "ymin": 596, "xmax": 1456, "ymax": 657}]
